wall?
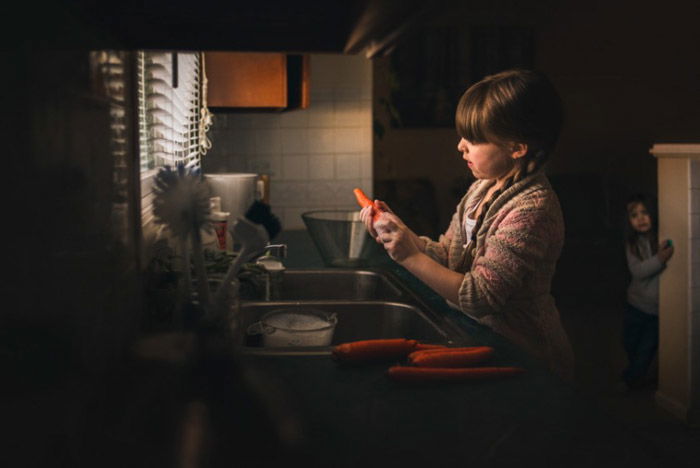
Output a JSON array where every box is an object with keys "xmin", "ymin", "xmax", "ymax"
[
  {"xmin": 372, "ymin": 0, "xmax": 699, "ymax": 303},
  {"xmin": 203, "ymin": 54, "xmax": 373, "ymax": 230},
  {"xmin": 374, "ymin": 0, "xmax": 700, "ymax": 231}
]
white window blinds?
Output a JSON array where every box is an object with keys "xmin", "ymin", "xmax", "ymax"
[{"xmin": 137, "ymin": 51, "xmax": 212, "ymax": 232}]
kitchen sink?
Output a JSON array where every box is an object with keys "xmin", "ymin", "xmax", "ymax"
[
  {"xmin": 279, "ymin": 269, "xmax": 404, "ymax": 301},
  {"xmin": 235, "ymin": 268, "xmax": 472, "ymax": 356},
  {"xmin": 237, "ymin": 300, "xmax": 467, "ymax": 355},
  {"xmin": 273, "ymin": 269, "xmax": 405, "ymax": 301}
]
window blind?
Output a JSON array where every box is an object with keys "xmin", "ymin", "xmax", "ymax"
[{"xmin": 137, "ymin": 51, "xmax": 212, "ymax": 233}]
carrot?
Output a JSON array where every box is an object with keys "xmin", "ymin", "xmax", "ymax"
[
  {"xmin": 409, "ymin": 346, "xmax": 491, "ymax": 356},
  {"xmin": 387, "ymin": 366, "xmax": 526, "ymax": 383},
  {"xmin": 353, "ymin": 187, "xmax": 383, "ymax": 223},
  {"xmin": 332, "ymin": 338, "xmax": 418, "ymax": 364},
  {"xmin": 408, "ymin": 346, "xmax": 495, "ymax": 368},
  {"xmin": 353, "ymin": 188, "xmax": 374, "ymax": 209},
  {"xmin": 413, "ymin": 343, "xmax": 448, "ymax": 351}
]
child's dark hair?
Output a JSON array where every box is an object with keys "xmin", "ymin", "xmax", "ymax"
[
  {"xmin": 625, "ymin": 193, "xmax": 658, "ymax": 260},
  {"xmin": 455, "ymin": 69, "xmax": 564, "ymax": 251}
]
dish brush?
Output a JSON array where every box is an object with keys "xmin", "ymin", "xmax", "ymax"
[{"xmin": 152, "ymin": 164, "xmax": 213, "ymax": 312}]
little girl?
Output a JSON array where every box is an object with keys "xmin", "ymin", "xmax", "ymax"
[
  {"xmin": 621, "ymin": 194, "xmax": 673, "ymax": 390},
  {"xmin": 361, "ymin": 69, "xmax": 574, "ymax": 381}
]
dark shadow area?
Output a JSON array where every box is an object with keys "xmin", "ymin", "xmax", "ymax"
[{"xmin": 375, "ymin": 178, "xmax": 441, "ymax": 240}]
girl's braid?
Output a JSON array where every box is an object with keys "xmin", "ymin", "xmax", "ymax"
[{"xmin": 468, "ymin": 163, "xmax": 532, "ymax": 256}]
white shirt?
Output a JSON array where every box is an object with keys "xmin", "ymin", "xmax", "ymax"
[{"xmin": 463, "ymin": 204, "xmax": 478, "ymax": 249}]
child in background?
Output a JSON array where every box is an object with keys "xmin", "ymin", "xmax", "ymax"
[
  {"xmin": 360, "ymin": 69, "xmax": 574, "ymax": 381},
  {"xmin": 621, "ymin": 194, "xmax": 674, "ymax": 391}
]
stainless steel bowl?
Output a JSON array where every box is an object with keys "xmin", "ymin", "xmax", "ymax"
[{"xmin": 301, "ymin": 210, "xmax": 384, "ymax": 267}]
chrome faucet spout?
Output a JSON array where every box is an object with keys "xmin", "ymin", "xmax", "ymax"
[{"xmin": 254, "ymin": 243, "xmax": 287, "ymax": 300}]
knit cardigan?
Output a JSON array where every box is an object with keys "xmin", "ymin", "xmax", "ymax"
[{"xmin": 421, "ymin": 169, "xmax": 574, "ymax": 381}]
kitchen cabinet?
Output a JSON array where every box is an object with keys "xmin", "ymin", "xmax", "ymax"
[{"xmin": 204, "ymin": 52, "xmax": 309, "ymax": 110}]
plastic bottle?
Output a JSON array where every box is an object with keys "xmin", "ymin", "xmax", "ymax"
[{"xmin": 209, "ymin": 197, "xmax": 230, "ymax": 251}]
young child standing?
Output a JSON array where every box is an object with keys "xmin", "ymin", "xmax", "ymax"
[
  {"xmin": 360, "ymin": 69, "xmax": 574, "ymax": 381},
  {"xmin": 621, "ymin": 194, "xmax": 674, "ymax": 390}
]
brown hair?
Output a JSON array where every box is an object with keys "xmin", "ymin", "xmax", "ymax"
[
  {"xmin": 455, "ymin": 69, "xmax": 564, "ymax": 177},
  {"xmin": 625, "ymin": 194, "xmax": 658, "ymax": 260},
  {"xmin": 455, "ymin": 69, "xmax": 564, "ymax": 251}
]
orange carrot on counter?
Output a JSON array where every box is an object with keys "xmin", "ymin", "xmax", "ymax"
[
  {"xmin": 387, "ymin": 366, "xmax": 526, "ymax": 383},
  {"xmin": 413, "ymin": 343, "xmax": 448, "ymax": 351},
  {"xmin": 408, "ymin": 346, "xmax": 495, "ymax": 368},
  {"xmin": 408, "ymin": 346, "xmax": 491, "ymax": 356},
  {"xmin": 353, "ymin": 187, "xmax": 383, "ymax": 223},
  {"xmin": 332, "ymin": 338, "xmax": 418, "ymax": 364}
]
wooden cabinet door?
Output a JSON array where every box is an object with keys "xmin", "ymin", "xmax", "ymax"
[{"xmin": 205, "ymin": 52, "xmax": 288, "ymax": 108}]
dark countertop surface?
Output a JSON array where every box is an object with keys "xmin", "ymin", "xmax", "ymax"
[
  {"xmin": 234, "ymin": 230, "xmax": 666, "ymax": 467},
  {"xmin": 2, "ymin": 229, "xmax": 667, "ymax": 468}
]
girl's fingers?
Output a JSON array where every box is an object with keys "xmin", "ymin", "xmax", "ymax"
[
  {"xmin": 375, "ymin": 200, "xmax": 392, "ymax": 213},
  {"xmin": 360, "ymin": 206, "xmax": 374, "ymax": 227}
]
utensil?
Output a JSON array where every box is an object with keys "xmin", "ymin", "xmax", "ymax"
[
  {"xmin": 247, "ymin": 309, "xmax": 338, "ymax": 347},
  {"xmin": 302, "ymin": 210, "xmax": 384, "ymax": 267}
]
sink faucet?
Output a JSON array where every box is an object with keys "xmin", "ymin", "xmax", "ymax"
[{"xmin": 254, "ymin": 243, "xmax": 287, "ymax": 300}]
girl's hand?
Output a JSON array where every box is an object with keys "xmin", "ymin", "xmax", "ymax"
[
  {"xmin": 359, "ymin": 200, "xmax": 393, "ymax": 238},
  {"xmin": 373, "ymin": 211, "xmax": 423, "ymax": 263},
  {"xmin": 359, "ymin": 205, "xmax": 377, "ymax": 237},
  {"xmin": 658, "ymin": 239, "xmax": 674, "ymax": 263}
]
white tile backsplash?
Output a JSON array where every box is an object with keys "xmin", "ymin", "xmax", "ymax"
[
  {"xmin": 203, "ymin": 53, "xmax": 372, "ymax": 230},
  {"xmin": 270, "ymin": 181, "xmax": 308, "ymax": 205},
  {"xmin": 334, "ymin": 100, "xmax": 363, "ymax": 127},
  {"xmin": 360, "ymin": 152, "xmax": 372, "ymax": 179},
  {"xmin": 225, "ymin": 114, "xmax": 255, "ymax": 129},
  {"xmin": 335, "ymin": 128, "xmax": 363, "ymax": 153},
  {"xmin": 247, "ymin": 156, "xmax": 281, "ymax": 176},
  {"xmin": 307, "ymin": 128, "xmax": 336, "ymax": 154},
  {"xmin": 254, "ymin": 129, "xmax": 282, "ymax": 154},
  {"xmin": 328, "ymin": 179, "xmax": 365, "ymax": 207},
  {"xmin": 334, "ymin": 86, "xmax": 364, "ymax": 101},
  {"xmin": 310, "ymin": 85, "xmax": 334, "ymax": 102},
  {"xmin": 282, "ymin": 155, "xmax": 309, "ymax": 180},
  {"xmin": 279, "ymin": 128, "xmax": 309, "ymax": 154},
  {"xmin": 282, "ymin": 206, "xmax": 309, "ymax": 230},
  {"xmin": 307, "ymin": 100, "xmax": 335, "ymax": 128},
  {"xmin": 278, "ymin": 109, "xmax": 309, "ymax": 128},
  {"xmin": 336, "ymin": 153, "xmax": 362, "ymax": 179},
  {"xmin": 308, "ymin": 154, "xmax": 335, "ymax": 180},
  {"xmin": 307, "ymin": 181, "xmax": 338, "ymax": 204}
]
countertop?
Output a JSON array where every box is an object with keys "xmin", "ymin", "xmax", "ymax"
[
  {"xmin": 2, "ymin": 229, "xmax": 667, "ymax": 468},
  {"xmin": 232, "ymin": 230, "xmax": 667, "ymax": 467}
]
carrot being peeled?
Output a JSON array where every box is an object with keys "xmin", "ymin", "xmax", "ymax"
[
  {"xmin": 353, "ymin": 188, "xmax": 383, "ymax": 223},
  {"xmin": 332, "ymin": 338, "xmax": 418, "ymax": 364},
  {"xmin": 387, "ymin": 366, "xmax": 525, "ymax": 383},
  {"xmin": 353, "ymin": 188, "xmax": 373, "ymax": 209},
  {"xmin": 408, "ymin": 346, "xmax": 495, "ymax": 368}
]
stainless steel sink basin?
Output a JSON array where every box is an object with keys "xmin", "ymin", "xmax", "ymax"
[
  {"xmin": 235, "ymin": 268, "xmax": 471, "ymax": 355},
  {"xmin": 274, "ymin": 269, "xmax": 405, "ymax": 301},
  {"xmin": 235, "ymin": 268, "xmax": 472, "ymax": 356},
  {"xmin": 238, "ymin": 300, "xmax": 466, "ymax": 355}
]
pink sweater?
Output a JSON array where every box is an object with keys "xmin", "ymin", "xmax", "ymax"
[{"xmin": 422, "ymin": 170, "xmax": 574, "ymax": 381}]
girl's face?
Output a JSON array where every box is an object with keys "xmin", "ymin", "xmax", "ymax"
[
  {"xmin": 628, "ymin": 202, "xmax": 652, "ymax": 233},
  {"xmin": 457, "ymin": 138, "xmax": 524, "ymax": 182}
]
